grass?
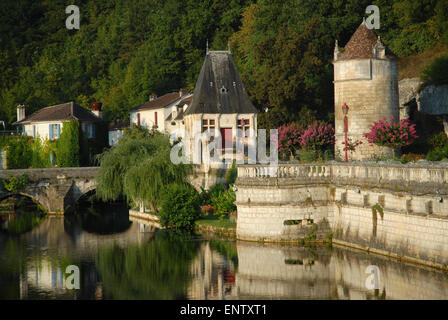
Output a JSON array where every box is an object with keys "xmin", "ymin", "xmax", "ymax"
[{"xmin": 195, "ymin": 215, "xmax": 236, "ymax": 230}]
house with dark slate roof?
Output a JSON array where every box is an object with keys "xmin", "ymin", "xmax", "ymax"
[
  {"xmin": 184, "ymin": 49, "xmax": 258, "ymax": 160},
  {"xmin": 14, "ymin": 101, "xmax": 103, "ymax": 141},
  {"xmin": 129, "ymin": 48, "xmax": 258, "ymax": 163}
]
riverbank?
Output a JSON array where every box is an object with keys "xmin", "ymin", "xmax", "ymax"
[
  {"xmin": 194, "ymin": 216, "xmax": 236, "ymax": 238},
  {"xmin": 128, "ymin": 209, "xmax": 162, "ymax": 229}
]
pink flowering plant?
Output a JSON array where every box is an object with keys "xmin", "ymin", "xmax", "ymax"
[
  {"xmin": 299, "ymin": 123, "xmax": 335, "ymax": 151},
  {"xmin": 363, "ymin": 116, "xmax": 418, "ymax": 157},
  {"xmin": 278, "ymin": 124, "xmax": 302, "ymax": 159},
  {"xmin": 342, "ymin": 138, "xmax": 363, "ymax": 160},
  {"xmin": 342, "ymin": 138, "xmax": 363, "ymax": 152}
]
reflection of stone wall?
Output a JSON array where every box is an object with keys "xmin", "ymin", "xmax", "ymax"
[
  {"xmin": 236, "ymin": 242, "xmax": 335, "ymax": 299},
  {"xmin": 234, "ymin": 242, "xmax": 448, "ymax": 300}
]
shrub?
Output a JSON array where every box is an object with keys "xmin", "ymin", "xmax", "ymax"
[
  {"xmin": 300, "ymin": 123, "xmax": 335, "ymax": 151},
  {"xmin": 364, "ymin": 117, "xmax": 418, "ymax": 157},
  {"xmin": 426, "ymin": 132, "xmax": 448, "ymax": 161},
  {"xmin": 278, "ymin": 124, "xmax": 302, "ymax": 159},
  {"xmin": 159, "ymin": 184, "xmax": 201, "ymax": 230},
  {"xmin": 2, "ymin": 136, "xmax": 33, "ymax": 169},
  {"xmin": 429, "ymin": 132, "xmax": 448, "ymax": 149},
  {"xmin": 427, "ymin": 144, "xmax": 448, "ymax": 161},
  {"xmin": 209, "ymin": 185, "xmax": 236, "ymax": 217},
  {"xmin": 421, "ymin": 55, "xmax": 448, "ymax": 85}
]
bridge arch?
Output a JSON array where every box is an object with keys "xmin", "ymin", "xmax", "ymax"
[{"xmin": 0, "ymin": 167, "xmax": 99, "ymax": 214}]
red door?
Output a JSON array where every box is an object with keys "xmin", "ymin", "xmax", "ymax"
[{"xmin": 221, "ymin": 128, "xmax": 232, "ymax": 149}]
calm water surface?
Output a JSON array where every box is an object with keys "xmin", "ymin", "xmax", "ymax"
[{"xmin": 1, "ymin": 207, "xmax": 448, "ymax": 300}]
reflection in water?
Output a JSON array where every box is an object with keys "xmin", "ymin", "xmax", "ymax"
[
  {"xmin": 0, "ymin": 196, "xmax": 46, "ymax": 235},
  {"xmin": 96, "ymin": 231, "xmax": 199, "ymax": 300},
  {"xmin": 2, "ymin": 209, "xmax": 448, "ymax": 299}
]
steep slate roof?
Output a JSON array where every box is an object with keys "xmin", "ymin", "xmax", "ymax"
[
  {"xmin": 130, "ymin": 92, "xmax": 182, "ymax": 112},
  {"xmin": 339, "ymin": 22, "xmax": 395, "ymax": 60},
  {"xmin": 14, "ymin": 102, "xmax": 102, "ymax": 125},
  {"xmin": 185, "ymin": 51, "xmax": 258, "ymax": 115}
]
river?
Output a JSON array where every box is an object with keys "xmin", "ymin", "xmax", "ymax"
[{"xmin": 1, "ymin": 207, "xmax": 448, "ymax": 300}]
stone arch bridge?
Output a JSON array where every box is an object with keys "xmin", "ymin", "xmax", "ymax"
[{"xmin": 0, "ymin": 167, "xmax": 99, "ymax": 214}]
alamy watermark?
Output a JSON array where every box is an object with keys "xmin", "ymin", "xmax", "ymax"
[
  {"xmin": 365, "ymin": 5, "xmax": 380, "ymax": 30},
  {"xmin": 65, "ymin": 265, "xmax": 80, "ymax": 290},
  {"xmin": 66, "ymin": 5, "xmax": 80, "ymax": 30},
  {"xmin": 365, "ymin": 265, "xmax": 381, "ymax": 290}
]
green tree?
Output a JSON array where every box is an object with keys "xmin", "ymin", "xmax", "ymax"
[
  {"xmin": 95, "ymin": 125, "xmax": 191, "ymax": 211},
  {"xmin": 159, "ymin": 184, "xmax": 201, "ymax": 230}
]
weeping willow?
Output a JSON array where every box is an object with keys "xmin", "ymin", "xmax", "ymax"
[{"xmin": 95, "ymin": 125, "xmax": 192, "ymax": 211}]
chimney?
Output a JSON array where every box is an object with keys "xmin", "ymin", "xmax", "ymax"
[
  {"xmin": 17, "ymin": 104, "xmax": 25, "ymax": 122},
  {"xmin": 149, "ymin": 93, "xmax": 157, "ymax": 101},
  {"xmin": 91, "ymin": 102, "xmax": 103, "ymax": 119}
]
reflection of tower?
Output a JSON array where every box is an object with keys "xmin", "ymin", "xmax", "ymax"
[
  {"xmin": 333, "ymin": 21, "xmax": 399, "ymax": 160},
  {"xmin": 187, "ymin": 242, "xmax": 238, "ymax": 300},
  {"xmin": 236, "ymin": 242, "xmax": 335, "ymax": 299}
]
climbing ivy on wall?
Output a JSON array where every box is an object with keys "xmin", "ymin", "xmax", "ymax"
[
  {"xmin": 0, "ymin": 136, "xmax": 32, "ymax": 169},
  {"xmin": 56, "ymin": 120, "xmax": 81, "ymax": 168}
]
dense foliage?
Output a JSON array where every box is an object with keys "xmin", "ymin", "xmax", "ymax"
[
  {"xmin": 426, "ymin": 132, "xmax": 448, "ymax": 161},
  {"xmin": 2, "ymin": 174, "xmax": 29, "ymax": 193},
  {"xmin": 278, "ymin": 124, "xmax": 303, "ymax": 159},
  {"xmin": 200, "ymin": 184, "xmax": 237, "ymax": 218},
  {"xmin": 1, "ymin": 137, "xmax": 33, "ymax": 169},
  {"xmin": 1, "ymin": 0, "xmax": 448, "ymax": 128},
  {"xmin": 95, "ymin": 125, "xmax": 192, "ymax": 211},
  {"xmin": 421, "ymin": 55, "xmax": 448, "ymax": 85},
  {"xmin": 159, "ymin": 184, "xmax": 201, "ymax": 230}
]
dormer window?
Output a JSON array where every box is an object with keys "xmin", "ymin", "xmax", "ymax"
[
  {"xmin": 220, "ymin": 86, "xmax": 228, "ymax": 94},
  {"xmin": 210, "ymin": 82, "xmax": 213, "ymax": 87}
]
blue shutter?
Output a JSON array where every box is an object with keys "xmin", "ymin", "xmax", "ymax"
[
  {"xmin": 33, "ymin": 125, "xmax": 36, "ymax": 138},
  {"xmin": 92, "ymin": 123, "xmax": 96, "ymax": 138},
  {"xmin": 57, "ymin": 124, "xmax": 61, "ymax": 138},
  {"xmin": 49, "ymin": 124, "xmax": 53, "ymax": 139}
]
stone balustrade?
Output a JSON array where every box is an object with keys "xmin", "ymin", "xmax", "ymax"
[{"xmin": 237, "ymin": 162, "xmax": 448, "ymax": 195}]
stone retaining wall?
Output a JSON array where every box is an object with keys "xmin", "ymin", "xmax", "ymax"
[{"xmin": 235, "ymin": 162, "xmax": 448, "ymax": 267}]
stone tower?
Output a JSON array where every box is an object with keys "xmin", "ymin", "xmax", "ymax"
[{"xmin": 333, "ymin": 21, "xmax": 399, "ymax": 160}]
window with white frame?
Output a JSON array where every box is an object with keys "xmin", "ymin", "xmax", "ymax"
[{"xmin": 49, "ymin": 124, "xmax": 61, "ymax": 139}]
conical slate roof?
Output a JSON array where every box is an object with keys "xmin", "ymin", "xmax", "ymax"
[
  {"xmin": 185, "ymin": 51, "xmax": 258, "ymax": 115},
  {"xmin": 340, "ymin": 22, "xmax": 391, "ymax": 60}
]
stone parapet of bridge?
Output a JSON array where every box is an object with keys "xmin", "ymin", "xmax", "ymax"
[{"xmin": 0, "ymin": 167, "xmax": 99, "ymax": 214}]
